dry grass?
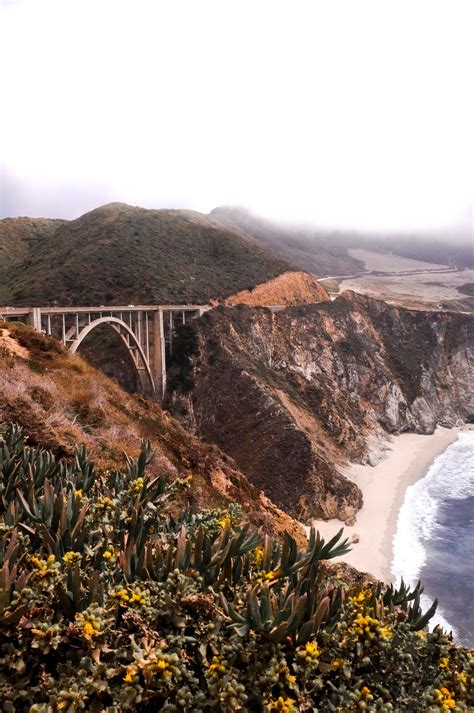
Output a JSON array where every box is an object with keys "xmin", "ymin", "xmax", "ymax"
[{"xmin": 0, "ymin": 321, "xmax": 305, "ymax": 543}]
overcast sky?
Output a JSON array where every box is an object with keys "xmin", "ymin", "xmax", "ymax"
[{"xmin": 1, "ymin": 0, "xmax": 472, "ymax": 238}]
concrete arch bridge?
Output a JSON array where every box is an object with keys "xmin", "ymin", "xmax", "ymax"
[{"xmin": 0, "ymin": 304, "xmax": 209, "ymax": 401}]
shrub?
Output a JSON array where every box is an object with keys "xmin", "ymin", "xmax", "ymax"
[{"xmin": 0, "ymin": 424, "xmax": 472, "ymax": 711}]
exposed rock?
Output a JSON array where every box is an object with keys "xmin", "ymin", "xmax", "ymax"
[
  {"xmin": 167, "ymin": 292, "xmax": 473, "ymax": 523},
  {"xmin": 224, "ymin": 271, "xmax": 330, "ymax": 308}
]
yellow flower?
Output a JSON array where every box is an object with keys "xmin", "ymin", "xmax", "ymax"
[
  {"xmin": 63, "ymin": 551, "xmax": 81, "ymax": 565},
  {"xmin": 75, "ymin": 607, "xmax": 104, "ymax": 642},
  {"xmin": 123, "ymin": 666, "xmax": 138, "ymax": 684},
  {"xmin": 434, "ymin": 687, "xmax": 456, "ymax": 710},
  {"xmin": 83, "ymin": 621, "xmax": 96, "ymax": 639},
  {"xmin": 456, "ymin": 671, "xmax": 468, "ymax": 685},
  {"xmin": 305, "ymin": 641, "xmax": 319, "ymax": 658},
  {"xmin": 154, "ymin": 658, "xmax": 170, "ymax": 677},
  {"xmin": 263, "ymin": 570, "xmax": 279, "ymax": 581},
  {"xmin": 267, "ymin": 696, "xmax": 295, "ymax": 712},
  {"xmin": 129, "ymin": 477, "xmax": 144, "ymax": 493},
  {"xmin": 127, "ymin": 587, "xmax": 149, "ymax": 606},
  {"xmin": 254, "ymin": 546, "xmax": 264, "ymax": 565},
  {"xmin": 439, "ymin": 656, "xmax": 449, "ymax": 669},
  {"xmin": 75, "ymin": 489, "xmax": 83, "ymax": 498},
  {"xmin": 111, "ymin": 585, "xmax": 149, "ymax": 607},
  {"xmin": 208, "ymin": 657, "xmax": 226, "ymax": 678},
  {"xmin": 103, "ymin": 550, "xmax": 113, "ymax": 559},
  {"xmin": 379, "ymin": 625, "xmax": 393, "ymax": 640},
  {"xmin": 218, "ymin": 515, "xmax": 231, "ymax": 529},
  {"xmin": 331, "ymin": 658, "xmax": 343, "ymax": 669},
  {"xmin": 112, "ymin": 589, "xmax": 130, "ymax": 602},
  {"xmin": 30, "ymin": 554, "xmax": 58, "ymax": 578},
  {"xmin": 96, "ymin": 496, "xmax": 114, "ymax": 511}
]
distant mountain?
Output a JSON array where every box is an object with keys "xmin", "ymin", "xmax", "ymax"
[
  {"xmin": 210, "ymin": 206, "xmax": 473, "ymax": 273},
  {"xmin": 333, "ymin": 232, "xmax": 474, "ymax": 269},
  {"xmin": 0, "ymin": 203, "xmax": 295, "ymax": 306},
  {"xmin": 209, "ymin": 206, "xmax": 365, "ymax": 276}
]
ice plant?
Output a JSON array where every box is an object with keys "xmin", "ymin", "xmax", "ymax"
[{"xmin": 0, "ymin": 424, "xmax": 472, "ymax": 711}]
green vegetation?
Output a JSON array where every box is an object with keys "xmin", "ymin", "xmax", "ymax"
[
  {"xmin": 1, "ymin": 425, "xmax": 472, "ymax": 711},
  {"xmin": 0, "ymin": 218, "xmax": 66, "ymax": 302},
  {"xmin": 0, "ymin": 204, "xmax": 293, "ymax": 307}
]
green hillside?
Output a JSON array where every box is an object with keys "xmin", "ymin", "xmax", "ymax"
[
  {"xmin": 0, "ymin": 217, "xmax": 66, "ymax": 297},
  {"xmin": 0, "ymin": 203, "xmax": 294, "ymax": 306}
]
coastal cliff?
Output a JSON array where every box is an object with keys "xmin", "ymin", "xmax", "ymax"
[{"xmin": 167, "ymin": 292, "xmax": 473, "ymax": 523}]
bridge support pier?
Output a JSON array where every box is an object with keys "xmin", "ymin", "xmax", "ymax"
[
  {"xmin": 149, "ymin": 309, "xmax": 167, "ymax": 402},
  {"xmin": 0, "ymin": 304, "xmax": 208, "ymax": 403}
]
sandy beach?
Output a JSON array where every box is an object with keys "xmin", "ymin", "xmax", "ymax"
[{"xmin": 310, "ymin": 426, "xmax": 469, "ymax": 583}]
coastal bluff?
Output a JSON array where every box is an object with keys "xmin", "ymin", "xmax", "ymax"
[{"xmin": 167, "ymin": 291, "xmax": 473, "ymax": 524}]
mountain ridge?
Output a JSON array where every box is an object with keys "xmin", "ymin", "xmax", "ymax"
[{"xmin": 0, "ymin": 203, "xmax": 295, "ymax": 306}]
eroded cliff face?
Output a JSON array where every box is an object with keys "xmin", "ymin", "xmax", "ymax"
[
  {"xmin": 223, "ymin": 271, "xmax": 330, "ymax": 307},
  {"xmin": 167, "ymin": 292, "xmax": 473, "ymax": 524}
]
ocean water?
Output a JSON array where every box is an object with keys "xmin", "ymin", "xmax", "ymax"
[{"xmin": 391, "ymin": 431, "xmax": 474, "ymax": 647}]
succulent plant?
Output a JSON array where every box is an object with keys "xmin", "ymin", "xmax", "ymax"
[{"xmin": 0, "ymin": 424, "xmax": 472, "ymax": 711}]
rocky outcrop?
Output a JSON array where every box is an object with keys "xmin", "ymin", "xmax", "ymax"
[
  {"xmin": 224, "ymin": 271, "xmax": 330, "ymax": 307},
  {"xmin": 167, "ymin": 292, "xmax": 473, "ymax": 523}
]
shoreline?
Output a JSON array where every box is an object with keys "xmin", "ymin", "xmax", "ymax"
[{"xmin": 310, "ymin": 426, "xmax": 470, "ymax": 583}]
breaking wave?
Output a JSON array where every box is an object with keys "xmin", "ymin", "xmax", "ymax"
[{"xmin": 391, "ymin": 430, "xmax": 474, "ymax": 640}]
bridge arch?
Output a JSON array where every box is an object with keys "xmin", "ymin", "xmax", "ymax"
[{"xmin": 69, "ymin": 316, "xmax": 156, "ymax": 397}]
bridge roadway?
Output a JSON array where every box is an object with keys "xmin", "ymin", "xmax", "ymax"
[{"xmin": 0, "ymin": 304, "xmax": 210, "ymax": 401}]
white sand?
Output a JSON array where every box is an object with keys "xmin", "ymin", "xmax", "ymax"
[{"xmin": 310, "ymin": 427, "xmax": 469, "ymax": 583}]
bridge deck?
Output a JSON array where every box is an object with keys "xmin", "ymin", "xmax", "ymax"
[{"xmin": 0, "ymin": 304, "xmax": 208, "ymax": 317}]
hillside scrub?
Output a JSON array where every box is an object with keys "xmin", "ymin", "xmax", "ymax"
[
  {"xmin": 0, "ymin": 425, "xmax": 472, "ymax": 711},
  {"xmin": 0, "ymin": 204, "xmax": 293, "ymax": 307},
  {"xmin": 0, "ymin": 320, "xmax": 304, "ymax": 544}
]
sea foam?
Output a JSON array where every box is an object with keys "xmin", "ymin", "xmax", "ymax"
[{"xmin": 391, "ymin": 430, "xmax": 474, "ymax": 638}]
